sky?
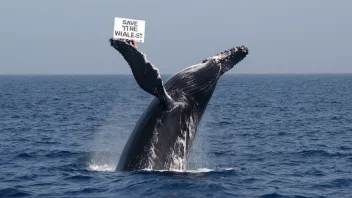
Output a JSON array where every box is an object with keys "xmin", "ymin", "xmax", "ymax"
[{"xmin": 0, "ymin": 0, "xmax": 351, "ymax": 75}]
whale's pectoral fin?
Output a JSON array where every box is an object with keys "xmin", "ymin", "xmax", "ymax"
[{"xmin": 109, "ymin": 38, "xmax": 173, "ymax": 105}]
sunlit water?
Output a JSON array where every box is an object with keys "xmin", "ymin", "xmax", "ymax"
[{"xmin": 1, "ymin": 74, "xmax": 352, "ymax": 197}]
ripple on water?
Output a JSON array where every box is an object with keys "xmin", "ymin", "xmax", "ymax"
[{"xmin": 0, "ymin": 188, "xmax": 32, "ymax": 197}]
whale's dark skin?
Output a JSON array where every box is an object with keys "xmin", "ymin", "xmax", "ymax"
[{"xmin": 109, "ymin": 39, "xmax": 248, "ymax": 171}]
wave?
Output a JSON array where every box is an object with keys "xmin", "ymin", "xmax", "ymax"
[
  {"xmin": 295, "ymin": 149, "xmax": 350, "ymax": 158},
  {"xmin": 45, "ymin": 150, "xmax": 78, "ymax": 157},
  {"xmin": 314, "ymin": 178, "xmax": 352, "ymax": 188},
  {"xmin": 259, "ymin": 193, "xmax": 312, "ymax": 198},
  {"xmin": 65, "ymin": 175, "xmax": 93, "ymax": 181},
  {"xmin": 15, "ymin": 153, "xmax": 34, "ymax": 158},
  {"xmin": 0, "ymin": 188, "xmax": 32, "ymax": 197}
]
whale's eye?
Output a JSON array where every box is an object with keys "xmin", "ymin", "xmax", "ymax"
[{"xmin": 202, "ymin": 59, "xmax": 207, "ymax": 63}]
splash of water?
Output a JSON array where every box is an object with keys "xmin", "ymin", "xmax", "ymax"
[
  {"xmin": 140, "ymin": 167, "xmax": 236, "ymax": 173},
  {"xmin": 187, "ymin": 109, "xmax": 217, "ymax": 170},
  {"xmin": 87, "ymin": 101, "xmax": 129, "ymax": 172},
  {"xmin": 88, "ymin": 162, "xmax": 115, "ymax": 172},
  {"xmin": 169, "ymin": 136, "xmax": 188, "ymax": 170}
]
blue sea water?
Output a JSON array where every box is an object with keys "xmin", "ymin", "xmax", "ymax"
[{"xmin": 0, "ymin": 74, "xmax": 351, "ymax": 198}]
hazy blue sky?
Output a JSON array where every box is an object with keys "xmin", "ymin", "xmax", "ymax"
[{"xmin": 0, "ymin": 1, "xmax": 351, "ymax": 74}]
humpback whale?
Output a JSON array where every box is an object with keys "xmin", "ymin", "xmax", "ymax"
[{"xmin": 109, "ymin": 38, "xmax": 248, "ymax": 171}]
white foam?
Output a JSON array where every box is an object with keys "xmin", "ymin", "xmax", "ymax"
[
  {"xmin": 88, "ymin": 163, "xmax": 115, "ymax": 172},
  {"xmin": 140, "ymin": 167, "xmax": 235, "ymax": 173},
  {"xmin": 186, "ymin": 168, "xmax": 213, "ymax": 173},
  {"xmin": 183, "ymin": 167, "xmax": 235, "ymax": 173},
  {"xmin": 170, "ymin": 136, "xmax": 187, "ymax": 170}
]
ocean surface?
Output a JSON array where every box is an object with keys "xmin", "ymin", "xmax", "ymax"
[{"xmin": 0, "ymin": 74, "xmax": 351, "ymax": 198}]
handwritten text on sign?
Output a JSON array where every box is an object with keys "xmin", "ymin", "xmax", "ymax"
[{"xmin": 113, "ymin": 17, "xmax": 145, "ymax": 43}]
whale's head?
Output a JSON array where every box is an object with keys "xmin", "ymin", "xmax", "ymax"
[{"xmin": 205, "ymin": 45, "xmax": 249, "ymax": 75}]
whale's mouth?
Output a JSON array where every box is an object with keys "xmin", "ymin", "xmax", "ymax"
[
  {"xmin": 202, "ymin": 45, "xmax": 248, "ymax": 64},
  {"xmin": 215, "ymin": 45, "xmax": 249, "ymax": 74},
  {"xmin": 217, "ymin": 45, "xmax": 248, "ymax": 61},
  {"xmin": 221, "ymin": 45, "xmax": 248, "ymax": 54}
]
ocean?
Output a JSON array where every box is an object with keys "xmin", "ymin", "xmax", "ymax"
[{"xmin": 0, "ymin": 74, "xmax": 351, "ymax": 197}]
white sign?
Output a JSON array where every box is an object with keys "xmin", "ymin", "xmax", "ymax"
[{"xmin": 113, "ymin": 17, "xmax": 145, "ymax": 43}]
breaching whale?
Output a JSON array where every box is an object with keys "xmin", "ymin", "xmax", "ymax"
[{"xmin": 109, "ymin": 38, "xmax": 248, "ymax": 171}]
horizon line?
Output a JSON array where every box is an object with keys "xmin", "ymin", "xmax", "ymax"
[{"xmin": 0, "ymin": 72, "xmax": 352, "ymax": 76}]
